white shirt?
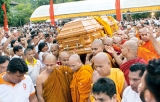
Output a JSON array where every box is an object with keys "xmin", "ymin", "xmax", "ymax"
[
  {"xmin": 26, "ymin": 59, "xmax": 42, "ymax": 86},
  {"xmin": 38, "ymin": 52, "xmax": 44, "ymax": 63},
  {"xmin": 11, "ymin": 55, "xmax": 22, "ymax": 59},
  {"xmin": 0, "ymin": 75, "xmax": 35, "ymax": 102},
  {"xmin": 0, "ymin": 37, "xmax": 7, "ymax": 44},
  {"xmin": 121, "ymin": 86, "xmax": 141, "ymax": 102}
]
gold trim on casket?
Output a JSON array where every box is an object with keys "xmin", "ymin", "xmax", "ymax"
[{"xmin": 57, "ymin": 17, "xmax": 104, "ymax": 54}]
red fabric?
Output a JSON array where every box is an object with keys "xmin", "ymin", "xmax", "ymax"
[
  {"xmin": 121, "ymin": 39, "xmax": 127, "ymax": 44},
  {"xmin": 115, "ymin": 0, "xmax": 121, "ymax": 21},
  {"xmin": 1, "ymin": 3, "xmax": 8, "ymax": 31},
  {"xmin": 112, "ymin": 45, "xmax": 121, "ymax": 55},
  {"xmin": 120, "ymin": 58, "xmax": 147, "ymax": 85},
  {"xmin": 49, "ymin": 0, "xmax": 55, "ymax": 26}
]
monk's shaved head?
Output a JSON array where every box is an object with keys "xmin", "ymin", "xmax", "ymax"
[
  {"xmin": 113, "ymin": 36, "xmax": 122, "ymax": 46},
  {"xmin": 103, "ymin": 37, "xmax": 113, "ymax": 46},
  {"xmin": 69, "ymin": 54, "xmax": 82, "ymax": 72},
  {"xmin": 50, "ymin": 44, "xmax": 59, "ymax": 58},
  {"xmin": 123, "ymin": 40, "xmax": 138, "ymax": 50},
  {"xmin": 59, "ymin": 51, "xmax": 70, "ymax": 66},
  {"xmin": 59, "ymin": 51, "xmax": 70, "ymax": 59},
  {"xmin": 92, "ymin": 39, "xmax": 104, "ymax": 48},
  {"xmin": 91, "ymin": 39, "xmax": 104, "ymax": 56},
  {"xmin": 50, "ymin": 44, "xmax": 59, "ymax": 49},
  {"xmin": 44, "ymin": 54, "xmax": 57, "ymax": 72},
  {"xmin": 42, "ymin": 52, "xmax": 50, "ymax": 61},
  {"xmin": 139, "ymin": 28, "xmax": 150, "ymax": 42},
  {"xmin": 69, "ymin": 54, "xmax": 81, "ymax": 62},
  {"xmin": 44, "ymin": 54, "xmax": 57, "ymax": 62},
  {"xmin": 94, "ymin": 52, "xmax": 111, "ymax": 76},
  {"xmin": 92, "ymin": 71, "xmax": 105, "ymax": 83}
]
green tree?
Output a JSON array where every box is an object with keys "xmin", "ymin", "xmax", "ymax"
[{"xmin": 11, "ymin": 3, "xmax": 33, "ymax": 26}]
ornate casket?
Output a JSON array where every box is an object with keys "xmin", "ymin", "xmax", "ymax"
[{"xmin": 56, "ymin": 17, "xmax": 104, "ymax": 54}]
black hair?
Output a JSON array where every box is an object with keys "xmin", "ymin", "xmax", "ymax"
[
  {"xmin": 129, "ymin": 63, "xmax": 146, "ymax": 77},
  {"xmin": 92, "ymin": 78, "xmax": 116, "ymax": 99},
  {"xmin": 53, "ymin": 39, "xmax": 58, "ymax": 44},
  {"xmin": 38, "ymin": 42, "xmax": 47, "ymax": 54},
  {"xmin": 0, "ymin": 56, "xmax": 10, "ymax": 64},
  {"xmin": 31, "ymin": 34, "xmax": 38, "ymax": 39},
  {"xmin": 27, "ymin": 44, "xmax": 34, "ymax": 50},
  {"xmin": 27, "ymin": 39, "xmax": 32, "ymax": 45},
  {"xmin": 13, "ymin": 45, "xmax": 23, "ymax": 54},
  {"xmin": 7, "ymin": 58, "xmax": 28, "ymax": 74},
  {"xmin": 18, "ymin": 36, "xmax": 24, "ymax": 42},
  {"xmin": 24, "ymin": 48, "xmax": 32, "ymax": 55},
  {"xmin": 145, "ymin": 59, "xmax": 160, "ymax": 102},
  {"xmin": 11, "ymin": 40, "xmax": 17, "ymax": 47}
]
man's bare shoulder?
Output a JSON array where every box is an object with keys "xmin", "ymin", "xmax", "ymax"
[{"xmin": 37, "ymin": 70, "xmax": 49, "ymax": 84}]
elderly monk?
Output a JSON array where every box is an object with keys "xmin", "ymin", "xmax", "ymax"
[
  {"xmin": 59, "ymin": 51, "xmax": 70, "ymax": 67},
  {"xmin": 140, "ymin": 27, "xmax": 160, "ymax": 57},
  {"xmin": 120, "ymin": 40, "xmax": 146, "ymax": 85},
  {"xmin": 90, "ymin": 39, "xmax": 117, "ymax": 68},
  {"xmin": 105, "ymin": 40, "xmax": 146, "ymax": 85},
  {"xmin": 93, "ymin": 52, "xmax": 127, "ymax": 102},
  {"xmin": 130, "ymin": 37, "xmax": 157, "ymax": 62},
  {"xmin": 36, "ymin": 54, "xmax": 73, "ymax": 102},
  {"xmin": 69, "ymin": 54, "xmax": 93, "ymax": 102}
]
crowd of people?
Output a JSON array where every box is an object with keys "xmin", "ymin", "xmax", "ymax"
[{"xmin": 0, "ymin": 17, "xmax": 160, "ymax": 102}]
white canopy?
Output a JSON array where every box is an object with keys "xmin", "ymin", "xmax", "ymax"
[{"xmin": 30, "ymin": 0, "xmax": 160, "ymax": 21}]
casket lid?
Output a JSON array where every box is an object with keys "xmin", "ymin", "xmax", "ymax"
[{"xmin": 57, "ymin": 17, "xmax": 103, "ymax": 39}]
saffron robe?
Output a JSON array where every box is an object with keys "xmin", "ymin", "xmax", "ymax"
[
  {"xmin": 70, "ymin": 65, "xmax": 93, "ymax": 102},
  {"xmin": 138, "ymin": 47, "xmax": 158, "ymax": 62},
  {"xmin": 42, "ymin": 66, "xmax": 73, "ymax": 102},
  {"xmin": 141, "ymin": 40, "xmax": 160, "ymax": 58},
  {"xmin": 120, "ymin": 58, "xmax": 146, "ymax": 85},
  {"xmin": 90, "ymin": 68, "xmax": 125, "ymax": 102}
]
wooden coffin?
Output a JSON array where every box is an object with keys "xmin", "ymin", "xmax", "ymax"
[{"xmin": 56, "ymin": 17, "xmax": 104, "ymax": 54}]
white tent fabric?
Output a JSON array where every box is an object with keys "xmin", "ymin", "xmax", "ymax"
[{"xmin": 30, "ymin": 0, "xmax": 160, "ymax": 21}]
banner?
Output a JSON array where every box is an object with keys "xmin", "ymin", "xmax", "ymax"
[
  {"xmin": 115, "ymin": 0, "xmax": 121, "ymax": 21},
  {"xmin": 49, "ymin": 0, "xmax": 55, "ymax": 26},
  {"xmin": 1, "ymin": 3, "xmax": 8, "ymax": 31}
]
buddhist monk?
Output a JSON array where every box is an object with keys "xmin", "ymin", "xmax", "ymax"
[
  {"xmin": 69, "ymin": 54, "xmax": 93, "ymax": 102},
  {"xmin": 112, "ymin": 37, "xmax": 122, "ymax": 55},
  {"xmin": 93, "ymin": 52, "xmax": 127, "ymax": 101},
  {"xmin": 105, "ymin": 40, "xmax": 147, "ymax": 85},
  {"xmin": 130, "ymin": 37, "xmax": 157, "ymax": 62},
  {"xmin": 90, "ymin": 39, "xmax": 117, "ymax": 68},
  {"xmin": 50, "ymin": 44, "xmax": 61, "ymax": 65},
  {"xmin": 36, "ymin": 54, "xmax": 73, "ymax": 102},
  {"xmin": 59, "ymin": 51, "xmax": 70, "ymax": 66},
  {"xmin": 140, "ymin": 27, "xmax": 160, "ymax": 57},
  {"xmin": 102, "ymin": 37, "xmax": 113, "ymax": 46},
  {"xmin": 50, "ymin": 44, "xmax": 59, "ymax": 59},
  {"xmin": 120, "ymin": 40, "xmax": 146, "ymax": 85}
]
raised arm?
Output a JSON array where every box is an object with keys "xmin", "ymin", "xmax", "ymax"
[{"xmin": 105, "ymin": 46, "xmax": 123, "ymax": 66}]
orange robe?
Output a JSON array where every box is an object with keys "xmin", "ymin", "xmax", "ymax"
[
  {"xmin": 107, "ymin": 53, "xmax": 119, "ymax": 68},
  {"xmin": 70, "ymin": 65, "xmax": 93, "ymax": 102},
  {"xmin": 141, "ymin": 40, "xmax": 160, "ymax": 58},
  {"xmin": 42, "ymin": 66, "xmax": 73, "ymax": 102},
  {"xmin": 138, "ymin": 47, "xmax": 158, "ymax": 62},
  {"xmin": 90, "ymin": 68, "xmax": 125, "ymax": 102},
  {"xmin": 120, "ymin": 58, "xmax": 146, "ymax": 85}
]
